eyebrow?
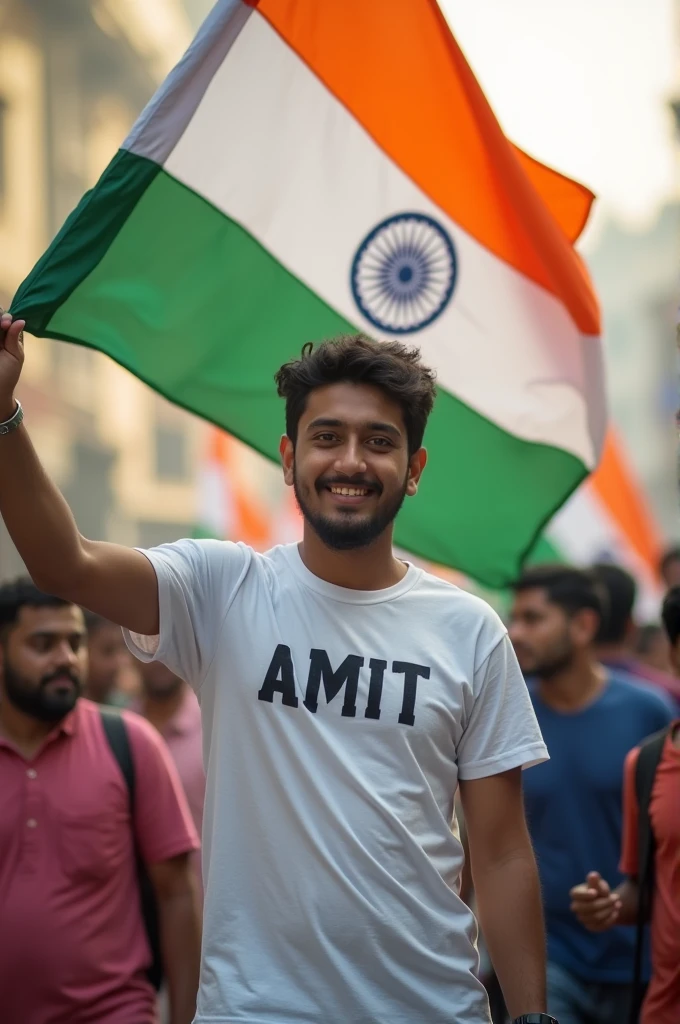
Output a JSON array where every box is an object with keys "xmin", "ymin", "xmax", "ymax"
[
  {"xmin": 306, "ymin": 417, "xmax": 402, "ymax": 438},
  {"xmin": 28, "ymin": 629, "xmax": 86, "ymax": 640}
]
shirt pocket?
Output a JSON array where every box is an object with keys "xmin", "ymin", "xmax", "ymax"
[{"xmin": 56, "ymin": 808, "xmax": 127, "ymax": 883}]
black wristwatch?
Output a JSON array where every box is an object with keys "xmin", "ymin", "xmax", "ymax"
[{"xmin": 513, "ymin": 1015, "xmax": 559, "ymax": 1024}]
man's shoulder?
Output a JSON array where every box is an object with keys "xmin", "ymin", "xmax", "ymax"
[
  {"xmin": 142, "ymin": 536, "xmax": 280, "ymax": 597},
  {"xmin": 606, "ymin": 670, "xmax": 674, "ymax": 715},
  {"xmin": 411, "ymin": 571, "xmax": 507, "ymax": 657},
  {"xmin": 415, "ymin": 568, "xmax": 505, "ymax": 621},
  {"xmin": 81, "ymin": 698, "xmax": 165, "ymax": 751}
]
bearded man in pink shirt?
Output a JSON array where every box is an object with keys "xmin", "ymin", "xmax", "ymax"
[{"xmin": 0, "ymin": 578, "xmax": 202, "ymax": 1024}]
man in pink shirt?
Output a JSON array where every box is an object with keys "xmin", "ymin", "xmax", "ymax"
[
  {"xmin": 133, "ymin": 660, "xmax": 205, "ymax": 890},
  {"xmin": 0, "ymin": 578, "xmax": 202, "ymax": 1024}
]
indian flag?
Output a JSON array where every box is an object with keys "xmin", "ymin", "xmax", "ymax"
[
  {"xmin": 12, "ymin": 0, "xmax": 604, "ymax": 587},
  {"xmin": 541, "ymin": 434, "xmax": 664, "ymax": 616},
  {"xmin": 195, "ymin": 426, "xmax": 272, "ymax": 549}
]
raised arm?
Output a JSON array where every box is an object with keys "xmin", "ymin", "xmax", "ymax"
[{"xmin": 0, "ymin": 313, "xmax": 159, "ymax": 633}]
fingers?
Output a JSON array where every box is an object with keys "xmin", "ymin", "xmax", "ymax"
[
  {"xmin": 570, "ymin": 874, "xmax": 621, "ymax": 932},
  {"xmin": 570, "ymin": 893, "xmax": 619, "ymax": 916},
  {"xmin": 0, "ymin": 315, "xmax": 26, "ymax": 360},
  {"xmin": 587, "ymin": 871, "xmax": 610, "ymax": 895}
]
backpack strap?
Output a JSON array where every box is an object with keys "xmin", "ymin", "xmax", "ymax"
[
  {"xmin": 99, "ymin": 708, "xmax": 163, "ymax": 990},
  {"xmin": 100, "ymin": 707, "xmax": 136, "ymax": 802},
  {"xmin": 629, "ymin": 726, "xmax": 669, "ymax": 1023}
]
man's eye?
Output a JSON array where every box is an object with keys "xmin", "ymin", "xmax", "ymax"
[
  {"xmin": 368, "ymin": 437, "xmax": 392, "ymax": 447},
  {"xmin": 315, "ymin": 433, "xmax": 336, "ymax": 442}
]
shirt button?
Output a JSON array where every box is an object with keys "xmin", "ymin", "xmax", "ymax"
[
  {"xmin": 26, "ymin": 818, "xmax": 37, "ymax": 829},
  {"xmin": 26, "ymin": 769, "xmax": 37, "ymax": 779}
]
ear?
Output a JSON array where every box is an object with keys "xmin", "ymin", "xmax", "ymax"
[
  {"xmin": 624, "ymin": 617, "xmax": 638, "ymax": 646},
  {"xmin": 280, "ymin": 434, "xmax": 295, "ymax": 487},
  {"xmin": 570, "ymin": 607, "xmax": 600, "ymax": 649},
  {"xmin": 670, "ymin": 639, "xmax": 680, "ymax": 678},
  {"xmin": 405, "ymin": 447, "xmax": 428, "ymax": 497}
]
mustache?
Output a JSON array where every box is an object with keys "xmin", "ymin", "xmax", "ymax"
[
  {"xmin": 316, "ymin": 475, "xmax": 383, "ymax": 494},
  {"xmin": 41, "ymin": 667, "xmax": 81, "ymax": 687}
]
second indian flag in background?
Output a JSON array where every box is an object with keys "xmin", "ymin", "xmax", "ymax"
[{"xmin": 14, "ymin": 0, "xmax": 610, "ymax": 586}]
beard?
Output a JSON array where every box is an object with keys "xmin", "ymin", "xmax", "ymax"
[
  {"xmin": 519, "ymin": 633, "xmax": 575, "ymax": 681},
  {"xmin": 144, "ymin": 675, "xmax": 184, "ymax": 702},
  {"xmin": 4, "ymin": 660, "xmax": 81, "ymax": 723},
  {"xmin": 293, "ymin": 468, "xmax": 408, "ymax": 551}
]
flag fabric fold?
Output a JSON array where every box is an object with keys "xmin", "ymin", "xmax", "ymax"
[{"xmin": 13, "ymin": 0, "xmax": 605, "ymax": 586}]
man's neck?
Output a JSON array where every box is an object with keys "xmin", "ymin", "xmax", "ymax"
[
  {"xmin": 537, "ymin": 656, "xmax": 607, "ymax": 713},
  {"xmin": 299, "ymin": 525, "xmax": 407, "ymax": 591},
  {"xmin": 0, "ymin": 700, "xmax": 58, "ymax": 759},
  {"xmin": 142, "ymin": 685, "xmax": 187, "ymax": 730},
  {"xmin": 596, "ymin": 642, "xmax": 631, "ymax": 664}
]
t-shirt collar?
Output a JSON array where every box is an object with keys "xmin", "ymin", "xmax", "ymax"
[{"xmin": 283, "ymin": 542, "xmax": 422, "ymax": 605}]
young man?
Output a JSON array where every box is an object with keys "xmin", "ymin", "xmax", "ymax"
[
  {"xmin": 0, "ymin": 578, "xmax": 201, "ymax": 1024},
  {"xmin": 591, "ymin": 562, "xmax": 680, "ymax": 711},
  {"xmin": 84, "ymin": 609, "xmax": 137, "ymax": 706},
  {"xmin": 509, "ymin": 566, "xmax": 673, "ymax": 1024},
  {"xmin": 0, "ymin": 316, "xmax": 552, "ymax": 1024},
  {"xmin": 133, "ymin": 660, "xmax": 205, "ymax": 892},
  {"xmin": 570, "ymin": 586, "xmax": 680, "ymax": 1024}
]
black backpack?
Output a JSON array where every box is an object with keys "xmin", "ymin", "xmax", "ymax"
[
  {"xmin": 100, "ymin": 708, "xmax": 163, "ymax": 991},
  {"xmin": 629, "ymin": 725, "xmax": 671, "ymax": 1024}
]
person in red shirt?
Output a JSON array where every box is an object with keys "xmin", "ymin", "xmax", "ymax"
[
  {"xmin": 570, "ymin": 586, "xmax": 680, "ymax": 1024},
  {"xmin": 0, "ymin": 578, "xmax": 202, "ymax": 1024}
]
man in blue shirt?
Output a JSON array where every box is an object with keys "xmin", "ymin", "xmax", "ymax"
[{"xmin": 509, "ymin": 565, "xmax": 673, "ymax": 1024}]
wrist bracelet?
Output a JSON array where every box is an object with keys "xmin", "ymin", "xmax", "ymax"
[{"xmin": 0, "ymin": 400, "xmax": 23, "ymax": 436}]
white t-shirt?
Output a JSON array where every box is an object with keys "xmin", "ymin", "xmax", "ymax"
[{"xmin": 125, "ymin": 540, "xmax": 547, "ymax": 1024}]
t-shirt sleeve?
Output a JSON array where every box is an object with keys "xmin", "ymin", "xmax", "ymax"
[
  {"xmin": 122, "ymin": 537, "xmax": 251, "ymax": 691},
  {"xmin": 124, "ymin": 711, "xmax": 200, "ymax": 866},
  {"xmin": 620, "ymin": 746, "xmax": 640, "ymax": 878},
  {"xmin": 457, "ymin": 632, "xmax": 548, "ymax": 781}
]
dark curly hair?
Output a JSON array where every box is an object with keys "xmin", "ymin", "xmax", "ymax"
[
  {"xmin": 0, "ymin": 577, "xmax": 71, "ymax": 639},
  {"xmin": 274, "ymin": 334, "xmax": 437, "ymax": 455}
]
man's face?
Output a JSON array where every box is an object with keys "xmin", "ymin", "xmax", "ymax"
[
  {"xmin": 0, "ymin": 604, "xmax": 87, "ymax": 722},
  {"xmin": 87, "ymin": 622, "xmax": 132, "ymax": 702},
  {"xmin": 280, "ymin": 382, "xmax": 426, "ymax": 551},
  {"xmin": 663, "ymin": 558, "xmax": 680, "ymax": 589},
  {"xmin": 509, "ymin": 588, "xmax": 576, "ymax": 679},
  {"xmin": 140, "ymin": 660, "xmax": 184, "ymax": 701}
]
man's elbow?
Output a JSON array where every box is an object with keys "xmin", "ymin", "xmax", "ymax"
[
  {"xmin": 471, "ymin": 829, "xmax": 537, "ymax": 878},
  {"xmin": 30, "ymin": 546, "xmax": 91, "ymax": 603}
]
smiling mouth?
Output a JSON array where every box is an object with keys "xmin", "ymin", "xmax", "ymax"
[{"xmin": 328, "ymin": 485, "xmax": 373, "ymax": 497}]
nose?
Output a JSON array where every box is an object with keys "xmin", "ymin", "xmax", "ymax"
[
  {"xmin": 53, "ymin": 639, "xmax": 79, "ymax": 670},
  {"xmin": 508, "ymin": 620, "xmax": 523, "ymax": 645},
  {"xmin": 333, "ymin": 437, "xmax": 367, "ymax": 477}
]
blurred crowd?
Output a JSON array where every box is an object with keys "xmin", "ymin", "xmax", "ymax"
[
  {"xmin": 477, "ymin": 547, "xmax": 680, "ymax": 1024},
  {"xmin": 1, "ymin": 547, "xmax": 679, "ymax": 1023}
]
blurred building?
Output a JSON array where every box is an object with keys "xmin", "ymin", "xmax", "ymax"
[
  {"xmin": 583, "ymin": 0, "xmax": 680, "ymax": 547},
  {"xmin": 583, "ymin": 203, "xmax": 679, "ymax": 542},
  {"xmin": 0, "ymin": 0, "xmax": 206, "ymax": 580}
]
